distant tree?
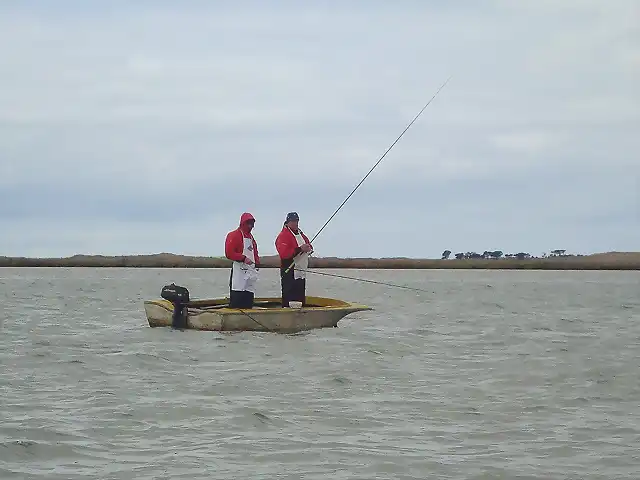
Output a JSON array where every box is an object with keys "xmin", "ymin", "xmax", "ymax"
[
  {"xmin": 515, "ymin": 252, "xmax": 531, "ymax": 260},
  {"xmin": 550, "ymin": 249, "xmax": 566, "ymax": 256},
  {"xmin": 455, "ymin": 252, "xmax": 465, "ymax": 260},
  {"xmin": 441, "ymin": 250, "xmax": 452, "ymax": 260},
  {"xmin": 492, "ymin": 250, "xmax": 503, "ymax": 259}
]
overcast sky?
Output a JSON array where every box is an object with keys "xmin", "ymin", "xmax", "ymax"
[{"xmin": 1, "ymin": 0, "xmax": 638, "ymax": 258}]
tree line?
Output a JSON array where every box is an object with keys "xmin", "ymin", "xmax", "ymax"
[{"xmin": 441, "ymin": 249, "xmax": 572, "ymax": 260}]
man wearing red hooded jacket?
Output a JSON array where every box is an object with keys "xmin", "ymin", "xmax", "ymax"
[
  {"xmin": 225, "ymin": 212, "xmax": 260, "ymax": 308},
  {"xmin": 275, "ymin": 212, "xmax": 313, "ymax": 307}
]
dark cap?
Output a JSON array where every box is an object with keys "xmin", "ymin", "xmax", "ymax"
[{"xmin": 285, "ymin": 212, "xmax": 299, "ymax": 223}]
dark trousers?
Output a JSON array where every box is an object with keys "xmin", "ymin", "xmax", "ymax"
[
  {"xmin": 280, "ymin": 266, "xmax": 306, "ymax": 307},
  {"xmin": 229, "ymin": 268, "xmax": 254, "ymax": 309},
  {"xmin": 229, "ymin": 290, "xmax": 254, "ymax": 309}
]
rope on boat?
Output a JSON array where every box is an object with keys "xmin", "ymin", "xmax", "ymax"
[{"xmin": 237, "ymin": 308, "xmax": 272, "ymax": 332}]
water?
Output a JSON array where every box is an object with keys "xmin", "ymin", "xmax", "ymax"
[{"xmin": 1, "ymin": 267, "xmax": 639, "ymax": 479}]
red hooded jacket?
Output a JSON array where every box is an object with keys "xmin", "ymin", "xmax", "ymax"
[
  {"xmin": 225, "ymin": 213, "xmax": 260, "ymax": 265},
  {"xmin": 275, "ymin": 225, "xmax": 312, "ymax": 263}
]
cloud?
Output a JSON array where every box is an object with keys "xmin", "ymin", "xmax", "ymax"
[{"xmin": 0, "ymin": 1, "xmax": 638, "ymax": 258}]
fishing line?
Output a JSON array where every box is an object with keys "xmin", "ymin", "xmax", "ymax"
[{"xmin": 300, "ymin": 269, "xmax": 432, "ymax": 293}]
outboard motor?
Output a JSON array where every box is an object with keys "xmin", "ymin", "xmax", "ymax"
[{"xmin": 160, "ymin": 283, "xmax": 190, "ymax": 329}]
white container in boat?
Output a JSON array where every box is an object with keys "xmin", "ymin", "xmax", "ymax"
[{"xmin": 289, "ymin": 301, "xmax": 302, "ymax": 309}]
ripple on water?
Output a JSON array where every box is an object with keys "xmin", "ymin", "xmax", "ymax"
[{"xmin": 1, "ymin": 268, "xmax": 640, "ymax": 479}]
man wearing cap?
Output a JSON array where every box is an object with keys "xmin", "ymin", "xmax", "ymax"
[
  {"xmin": 275, "ymin": 212, "xmax": 313, "ymax": 307},
  {"xmin": 225, "ymin": 212, "xmax": 260, "ymax": 308}
]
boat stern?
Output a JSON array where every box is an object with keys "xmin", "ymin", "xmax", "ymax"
[{"xmin": 143, "ymin": 299, "xmax": 174, "ymax": 327}]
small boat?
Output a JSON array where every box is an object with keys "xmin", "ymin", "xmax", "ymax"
[{"xmin": 143, "ymin": 294, "xmax": 373, "ymax": 333}]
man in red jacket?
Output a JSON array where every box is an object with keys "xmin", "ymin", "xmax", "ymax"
[
  {"xmin": 225, "ymin": 212, "xmax": 260, "ymax": 308},
  {"xmin": 275, "ymin": 212, "xmax": 313, "ymax": 307}
]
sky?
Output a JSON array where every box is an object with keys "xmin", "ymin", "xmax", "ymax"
[{"xmin": 1, "ymin": 0, "xmax": 638, "ymax": 259}]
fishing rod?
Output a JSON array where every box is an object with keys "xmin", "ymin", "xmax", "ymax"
[
  {"xmin": 300, "ymin": 269, "xmax": 432, "ymax": 293},
  {"xmin": 309, "ymin": 76, "xmax": 451, "ymax": 246},
  {"xmin": 284, "ymin": 76, "xmax": 452, "ymax": 276}
]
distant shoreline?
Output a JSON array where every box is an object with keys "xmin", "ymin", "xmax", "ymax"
[{"xmin": 1, "ymin": 252, "xmax": 639, "ymax": 270}]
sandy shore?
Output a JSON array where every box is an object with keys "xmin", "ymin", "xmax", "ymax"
[{"xmin": 1, "ymin": 252, "xmax": 639, "ymax": 270}]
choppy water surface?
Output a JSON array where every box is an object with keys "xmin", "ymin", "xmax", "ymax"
[{"xmin": 1, "ymin": 267, "xmax": 639, "ymax": 479}]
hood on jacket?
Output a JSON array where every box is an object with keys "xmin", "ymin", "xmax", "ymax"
[{"xmin": 239, "ymin": 212, "xmax": 255, "ymax": 225}]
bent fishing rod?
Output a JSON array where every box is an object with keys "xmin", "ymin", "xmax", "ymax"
[{"xmin": 284, "ymin": 75, "xmax": 452, "ymax": 276}]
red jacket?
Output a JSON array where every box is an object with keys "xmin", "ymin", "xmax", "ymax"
[
  {"xmin": 275, "ymin": 226, "xmax": 312, "ymax": 261},
  {"xmin": 225, "ymin": 213, "xmax": 260, "ymax": 265}
]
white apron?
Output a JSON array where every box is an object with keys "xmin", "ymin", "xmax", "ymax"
[
  {"xmin": 291, "ymin": 229, "xmax": 309, "ymax": 280},
  {"xmin": 231, "ymin": 235, "xmax": 258, "ymax": 293}
]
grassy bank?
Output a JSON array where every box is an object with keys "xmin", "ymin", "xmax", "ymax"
[{"xmin": 1, "ymin": 252, "xmax": 639, "ymax": 270}]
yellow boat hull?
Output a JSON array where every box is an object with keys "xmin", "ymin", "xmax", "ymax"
[{"xmin": 143, "ymin": 296, "xmax": 372, "ymax": 333}]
